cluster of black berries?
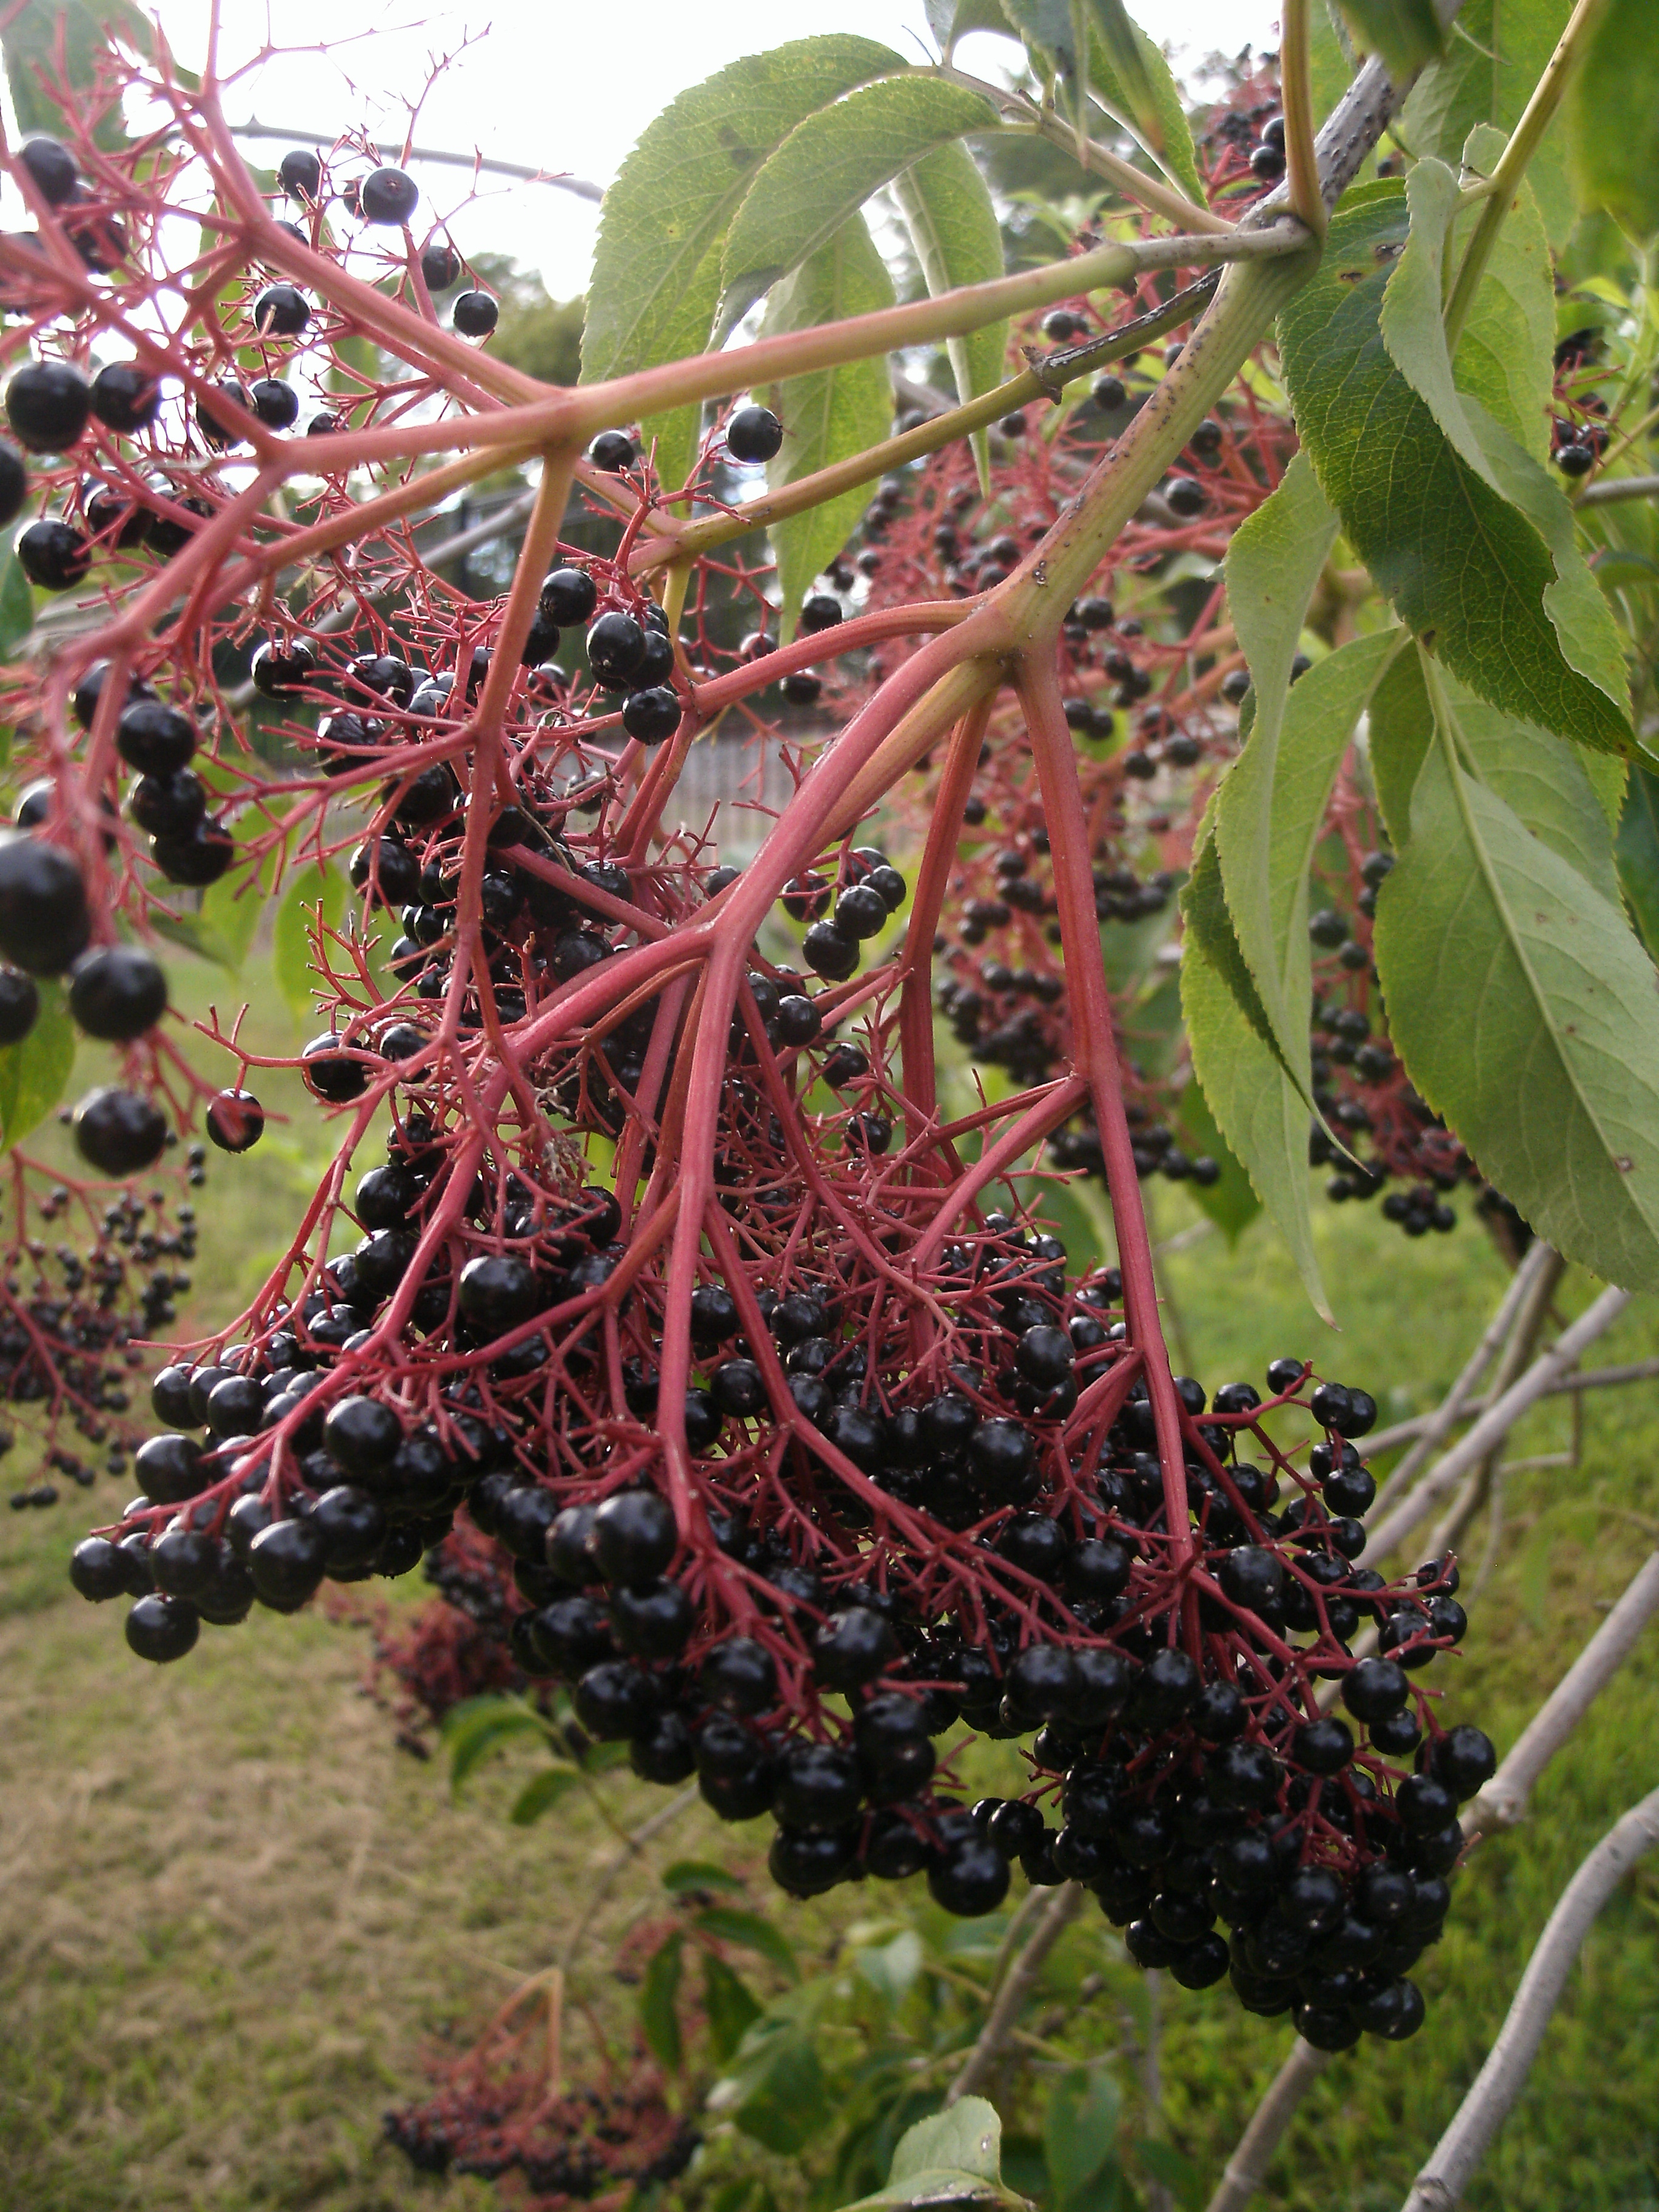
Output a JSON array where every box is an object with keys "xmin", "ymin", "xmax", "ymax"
[
  {"xmin": 85, "ymin": 1061, "xmax": 1499, "ymax": 2043},
  {"xmin": 1, "ymin": 1178, "xmax": 198, "ymax": 1506}
]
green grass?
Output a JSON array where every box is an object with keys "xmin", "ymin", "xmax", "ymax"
[{"xmin": 4, "ymin": 968, "xmax": 1658, "ymax": 2208}]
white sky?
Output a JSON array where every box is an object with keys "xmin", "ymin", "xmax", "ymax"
[{"xmin": 148, "ymin": 0, "xmax": 1282, "ymax": 298}]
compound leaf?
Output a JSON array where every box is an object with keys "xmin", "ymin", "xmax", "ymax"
[
  {"xmin": 719, "ymin": 76, "xmax": 996, "ymax": 341},
  {"xmin": 1176, "ymin": 1079, "xmax": 1261, "ymax": 1245},
  {"xmin": 1279, "ymin": 185, "xmax": 1632, "ymax": 756},
  {"xmin": 509, "ymin": 1766, "xmax": 581, "ymax": 1826},
  {"xmin": 581, "ymin": 35, "xmax": 904, "ymax": 497},
  {"xmin": 1375, "ymin": 702, "xmax": 1659, "ymax": 1292},
  {"xmin": 1453, "ymin": 126, "xmax": 1553, "ymax": 464},
  {"xmin": 762, "ymin": 213, "xmax": 895, "ymax": 643}
]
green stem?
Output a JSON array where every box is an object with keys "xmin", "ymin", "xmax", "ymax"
[
  {"xmin": 1280, "ymin": 0, "xmax": 1328, "ymax": 238},
  {"xmin": 645, "ymin": 270, "xmax": 1234, "ymax": 570},
  {"xmin": 1444, "ymin": 0, "xmax": 1606, "ymax": 349},
  {"xmin": 933, "ymin": 67, "xmax": 1233, "ymax": 236}
]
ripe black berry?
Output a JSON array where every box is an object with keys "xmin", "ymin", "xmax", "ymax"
[
  {"xmin": 73, "ymin": 1085, "xmax": 168, "ymax": 1173},
  {"xmin": 248, "ymin": 1517, "xmax": 327, "ymax": 1610},
  {"xmin": 420, "ymin": 241, "xmax": 462, "ymax": 290},
  {"xmin": 590, "ymin": 1489, "xmax": 677, "ymax": 1586},
  {"xmin": 90, "ymin": 361, "xmax": 161, "ymax": 434},
  {"xmin": 254, "ymin": 284, "xmax": 311, "ymax": 337},
  {"xmin": 589, "ymin": 430, "xmax": 636, "ymax": 472},
  {"xmin": 1428, "ymin": 1724, "xmax": 1496, "ymax": 1800},
  {"xmin": 20, "ymin": 136, "xmax": 79, "ymax": 203},
  {"xmin": 250, "ymin": 378, "xmax": 298, "ymax": 430},
  {"xmin": 802, "ymin": 919, "xmax": 858, "ymax": 981},
  {"xmin": 6, "ymin": 360, "xmax": 92, "ymax": 452},
  {"xmin": 207, "ymin": 1088, "xmax": 264, "ymax": 1159},
  {"xmin": 67, "ymin": 945, "xmax": 167, "ymax": 1040},
  {"xmin": 360, "ymin": 167, "xmax": 419, "ymax": 225},
  {"xmin": 929, "ymin": 1837, "xmax": 1010, "ymax": 1917},
  {"xmin": 811, "ymin": 1606, "xmax": 897, "ymax": 1689},
  {"xmin": 17, "ymin": 518, "xmax": 92, "ymax": 590},
  {"xmin": 622, "ymin": 685, "xmax": 680, "ymax": 744},
  {"xmin": 278, "ymin": 148, "xmax": 322, "ymax": 199},
  {"xmin": 126, "ymin": 1590, "xmax": 199, "ymax": 1661},
  {"xmin": 0, "ymin": 962, "xmax": 38, "ymax": 1044},
  {"xmin": 726, "ymin": 403, "xmax": 783, "ymax": 463},
  {"xmin": 585, "ymin": 611, "xmax": 647, "ymax": 688},
  {"xmin": 293, "ymin": 1036, "xmax": 372, "ymax": 1116},
  {"xmin": 116, "ymin": 697, "xmax": 196, "ymax": 773},
  {"xmin": 451, "ymin": 289, "xmax": 498, "ymax": 337},
  {"xmin": 150, "ymin": 817, "xmax": 233, "ymax": 885},
  {"xmin": 1555, "ymin": 441, "xmax": 1595, "ymax": 477},
  {"xmin": 540, "ymin": 567, "xmax": 597, "ymax": 625}
]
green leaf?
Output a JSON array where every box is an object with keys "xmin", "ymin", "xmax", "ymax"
[
  {"xmin": 1079, "ymin": 3, "xmax": 1205, "ymax": 203},
  {"xmin": 441, "ymin": 1697, "xmax": 552, "ymax": 1794},
  {"xmin": 1045, "ymin": 2068, "xmax": 1121, "ymax": 2208},
  {"xmin": 762, "ymin": 214, "xmax": 896, "ymax": 645},
  {"xmin": 1396, "ymin": 0, "xmax": 1575, "ymax": 246},
  {"xmin": 580, "ymin": 36, "xmax": 905, "ymax": 497},
  {"xmin": 1378, "ymin": 159, "xmax": 1629, "ymax": 729},
  {"xmin": 1374, "ymin": 691, "xmax": 1659, "ymax": 1293},
  {"xmin": 692, "ymin": 1905, "xmax": 801, "ymax": 1982},
  {"xmin": 893, "ymin": 142, "xmax": 1007, "ymax": 494},
  {"xmin": 1279, "ymin": 185, "xmax": 1632, "ymax": 756},
  {"xmin": 1176, "ymin": 1079, "xmax": 1262, "ymax": 1245},
  {"xmin": 0, "ymin": 549, "xmax": 34, "ymax": 657},
  {"xmin": 1181, "ymin": 836, "xmax": 1330, "ymax": 1320},
  {"xmin": 927, "ymin": 0, "xmax": 1017, "ymax": 58},
  {"xmin": 853, "ymin": 1928, "xmax": 924, "ymax": 2009},
  {"xmin": 1217, "ymin": 624, "xmax": 1403, "ymax": 1062},
  {"xmin": 1179, "ymin": 834, "xmax": 1295, "ymax": 1082},
  {"xmin": 0, "ymin": 980, "xmax": 73, "ymax": 1151},
  {"xmin": 2, "ymin": 0, "xmax": 153, "ymax": 147},
  {"xmin": 640, "ymin": 1934, "xmax": 685, "ymax": 2073},
  {"xmin": 662, "ymin": 1858, "xmax": 746, "ymax": 1896},
  {"xmin": 272, "ymin": 860, "xmax": 347, "ymax": 1028},
  {"xmin": 1000, "ymin": 0, "xmax": 1084, "ymax": 104},
  {"xmin": 714, "ymin": 2002, "xmax": 833, "ymax": 2156},
  {"xmin": 702, "ymin": 1952, "xmax": 764, "ymax": 2065},
  {"xmin": 509, "ymin": 1765, "xmax": 581, "ymax": 1826},
  {"xmin": 719, "ymin": 75, "xmax": 996, "ymax": 340},
  {"xmin": 1367, "ymin": 638, "xmax": 1435, "ymax": 850},
  {"xmin": 1134, "ymin": 2138, "xmax": 1204, "ymax": 2211},
  {"xmin": 838, "ymin": 2098, "xmax": 1031, "ymax": 2212},
  {"xmin": 1616, "ymin": 763, "xmax": 1659, "ymax": 960},
  {"xmin": 1219, "ymin": 459, "xmax": 1399, "ymax": 1078},
  {"xmin": 1568, "ymin": 0, "xmax": 1659, "ymax": 240},
  {"xmin": 1453, "ymin": 126, "xmax": 1554, "ymax": 466},
  {"xmin": 1332, "ymin": 0, "xmax": 1446, "ymax": 78},
  {"xmin": 1434, "ymin": 666, "xmax": 1623, "ymax": 910},
  {"xmin": 199, "ymin": 838, "xmax": 273, "ymax": 973}
]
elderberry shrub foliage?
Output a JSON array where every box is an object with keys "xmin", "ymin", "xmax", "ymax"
[{"xmin": 0, "ymin": 0, "xmax": 1651, "ymax": 2082}]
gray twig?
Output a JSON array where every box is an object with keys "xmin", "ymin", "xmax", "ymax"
[
  {"xmin": 1363, "ymin": 1286, "xmax": 1629, "ymax": 1564},
  {"xmin": 1400, "ymin": 1784, "xmax": 1659, "ymax": 2212},
  {"xmin": 1368, "ymin": 1243, "xmax": 1559, "ymax": 1521},
  {"xmin": 945, "ymin": 1882, "xmax": 1084, "ymax": 2105},
  {"xmin": 231, "ymin": 118, "xmax": 604, "ymax": 199},
  {"xmin": 1204, "ymin": 2042, "xmax": 1333, "ymax": 2212}
]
